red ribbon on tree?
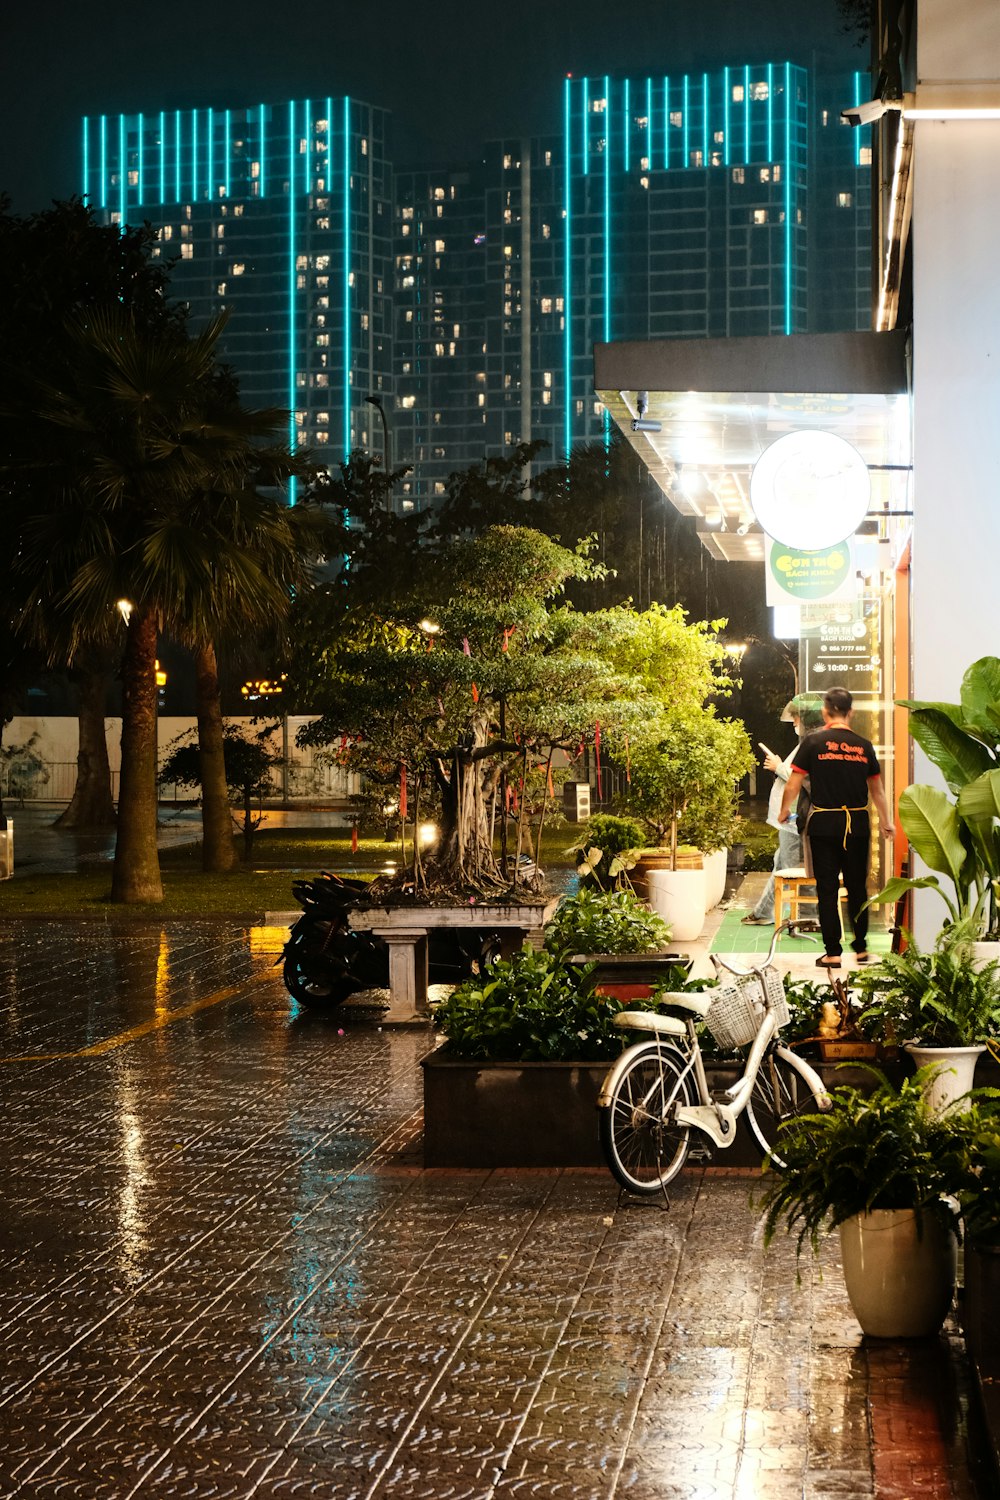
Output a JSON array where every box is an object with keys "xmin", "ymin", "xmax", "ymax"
[
  {"xmin": 594, "ymin": 721, "xmax": 603, "ymax": 801},
  {"xmin": 501, "ymin": 626, "xmax": 515, "ymax": 653},
  {"xmin": 462, "ymin": 637, "xmax": 471, "ymax": 656},
  {"xmin": 400, "ymin": 764, "xmax": 408, "ymax": 821},
  {"xmin": 351, "ymin": 825, "xmax": 359, "ymax": 853},
  {"xmin": 471, "ymin": 683, "xmax": 480, "ymax": 703},
  {"xmin": 547, "ymin": 764, "xmax": 555, "ymax": 799}
]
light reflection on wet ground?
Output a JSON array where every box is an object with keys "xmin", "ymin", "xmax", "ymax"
[{"xmin": 0, "ymin": 920, "xmax": 987, "ymax": 1498}]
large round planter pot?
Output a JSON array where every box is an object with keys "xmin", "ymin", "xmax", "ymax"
[
  {"xmin": 970, "ymin": 940, "xmax": 1000, "ymax": 971},
  {"xmin": 647, "ymin": 867, "xmax": 706, "ymax": 941},
  {"xmin": 630, "ymin": 848, "xmax": 701, "ymax": 900},
  {"xmin": 905, "ymin": 1044, "xmax": 985, "ymax": 1114},
  {"xmin": 702, "ymin": 849, "xmax": 728, "ymax": 911},
  {"xmin": 839, "ymin": 1209, "xmax": 958, "ymax": 1338}
]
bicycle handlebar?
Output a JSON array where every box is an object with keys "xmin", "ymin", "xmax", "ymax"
[{"xmin": 711, "ymin": 919, "xmax": 817, "ymax": 978}]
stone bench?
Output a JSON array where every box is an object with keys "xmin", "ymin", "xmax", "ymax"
[{"xmin": 349, "ymin": 898, "xmax": 560, "ymax": 1023}]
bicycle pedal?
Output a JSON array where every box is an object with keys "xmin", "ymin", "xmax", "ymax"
[{"xmin": 686, "ymin": 1142, "xmax": 713, "ymax": 1163}]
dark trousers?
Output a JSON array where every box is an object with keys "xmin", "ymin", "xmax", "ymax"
[{"xmin": 808, "ymin": 833, "xmax": 870, "ymax": 956}]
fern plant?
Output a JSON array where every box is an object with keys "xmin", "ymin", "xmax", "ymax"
[
  {"xmin": 757, "ymin": 1067, "xmax": 979, "ymax": 1255},
  {"xmin": 855, "ymin": 922, "xmax": 1000, "ymax": 1047}
]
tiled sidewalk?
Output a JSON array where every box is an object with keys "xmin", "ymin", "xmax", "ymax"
[{"xmin": 0, "ymin": 919, "xmax": 991, "ymax": 1497}]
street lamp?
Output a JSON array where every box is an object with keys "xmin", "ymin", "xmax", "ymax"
[{"xmin": 365, "ymin": 393, "xmax": 392, "ymax": 511}]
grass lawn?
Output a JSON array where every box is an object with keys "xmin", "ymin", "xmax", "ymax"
[{"xmin": 0, "ymin": 822, "xmax": 581, "ymax": 918}]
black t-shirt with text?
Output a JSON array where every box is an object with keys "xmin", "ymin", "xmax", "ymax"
[{"xmin": 792, "ymin": 726, "xmax": 880, "ymax": 839}]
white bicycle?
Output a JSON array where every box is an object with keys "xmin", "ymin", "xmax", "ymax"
[{"xmin": 597, "ymin": 923, "xmax": 832, "ymax": 1196}]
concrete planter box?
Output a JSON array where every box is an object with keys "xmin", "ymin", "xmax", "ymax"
[{"xmin": 421, "ymin": 1049, "xmax": 762, "ymax": 1168}]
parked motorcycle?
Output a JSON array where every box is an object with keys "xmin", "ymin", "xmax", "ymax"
[{"xmin": 281, "ymin": 871, "xmax": 504, "ymax": 1010}]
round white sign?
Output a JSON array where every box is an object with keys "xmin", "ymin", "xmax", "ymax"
[{"xmin": 749, "ymin": 430, "xmax": 871, "ymax": 550}]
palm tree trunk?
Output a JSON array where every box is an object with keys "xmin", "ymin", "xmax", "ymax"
[
  {"xmin": 195, "ymin": 640, "xmax": 237, "ymax": 873},
  {"xmin": 56, "ymin": 650, "xmax": 116, "ymax": 829},
  {"xmin": 111, "ymin": 607, "xmax": 163, "ymax": 903}
]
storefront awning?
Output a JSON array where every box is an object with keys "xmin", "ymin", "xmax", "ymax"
[{"xmin": 594, "ymin": 329, "xmax": 912, "ymax": 562}]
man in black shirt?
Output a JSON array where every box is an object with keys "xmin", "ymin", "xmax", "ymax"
[{"xmin": 778, "ymin": 686, "xmax": 895, "ymax": 969}]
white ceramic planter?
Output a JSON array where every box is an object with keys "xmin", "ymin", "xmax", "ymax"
[
  {"xmin": 702, "ymin": 849, "xmax": 728, "ymax": 911},
  {"xmin": 970, "ymin": 940, "xmax": 1000, "ymax": 972},
  {"xmin": 839, "ymin": 1208, "xmax": 957, "ymax": 1338},
  {"xmin": 905, "ymin": 1044, "xmax": 985, "ymax": 1114},
  {"xmin": 647, "ymin": 867, "xmax": 706, "ymax": 941}
]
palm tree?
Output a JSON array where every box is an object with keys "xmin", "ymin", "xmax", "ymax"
[{"xmin": 15, "ymin": 309, "xmax": 315, "ymax": 901}]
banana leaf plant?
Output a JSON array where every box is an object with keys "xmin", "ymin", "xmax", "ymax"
[{"xmin": 873, "ymin": 657, "xmax": 1000, "ymax": 935}]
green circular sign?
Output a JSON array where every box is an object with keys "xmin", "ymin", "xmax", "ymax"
[{"xmin": 769, "ymin": 541, "xmax": 851, "ymax": 600}]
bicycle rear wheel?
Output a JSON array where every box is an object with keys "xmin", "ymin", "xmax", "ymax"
[
  {"xmin": 599, "ymin": 1043, "xmax": 692, "ymax": 1195},
  {"xmin": 745, "ymin": 1048, "xmax": 822, "ymax": 1168}
]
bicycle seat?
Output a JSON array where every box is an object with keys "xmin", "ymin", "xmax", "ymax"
[
  {"xmin": 613, "ymin": 1011, "xmax": 688, "ymax": 1038},
  {"xmin": 653, "ymin": 989, "xmax": 713, "ymax": 1018}
]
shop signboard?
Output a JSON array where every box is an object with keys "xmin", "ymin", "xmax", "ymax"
[
  {"xmin": 800, "ymin": 602, "xmax": 881, "ymax": 696},
  {"xmin": 750, "ymin": 431, "xmax": 871, "ymax": 549},
  {"xmin": 765, "ymin": 537, "xmax": 855, "ymax": 606}
]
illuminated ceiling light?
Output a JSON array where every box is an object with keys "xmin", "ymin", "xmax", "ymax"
[{"xmin": 679, "ymin": 467, "xmax": 707, "ymax": 498}]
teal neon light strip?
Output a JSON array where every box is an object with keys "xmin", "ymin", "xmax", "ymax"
[
  {"xmin": 744, "ymin": 66, "xmax": 750, "ymax": 164},
  {"xmin": 343, "ymin": 94, "xmax": 351, "ymax": 462},
  {"xmin": 723, "ymin": 68, "xmax": 730, "ymax": 166},
  {"xmin": 623, "ymin": 79, "xmax": 629, "ymax": 171},
  {"xmin": 646, "ymin": 77, "xmax": 652, "ymax": 166},
  {"xmin": 119, "ymin": 115, "xmax": 126, "ymax": 223},
  {"xmin": 663, "ymin": 77, "xmax": 669, "ymax": 167},
  {"xmin": 853, "ymin": 70, "xmax": 863, "ymax": 166},
  {"xmin": 784, "ymin": 62, "xmax": 793, "ymax": 333},
  {"xmin": 304, "ymin": 98, "xmax": 312, "ymax": 193},
  {"xmin": 327, "ymin": 95, "xmax": 333, "ymax": 189},
  {"xmin": 288, "ymin": 100, "xmax": 297, "ymax": 496},
  {"xmin": 582, "ymin": 76, "xmax": 589, "ymax": 175},
  {"xmin": 160, "ymin": 111, "xmax": 165, "ymax": 203},
  {"xmin": 767, "ymin": 64, "xmax": 774, "ymax": 160},
  {"xmin": 259, "ymin": 103, "xmax": 266, "ymax": 197},
  {"xmin": 683, "ymin": 76, "xmax": 690, "ymax": 166},
  {"xmin": 702, "ymin": 73, "xmax": 709, "ymax": 166},
  {"xmin": 82, "ymin": 117, "xmax": 89, "ymax": 201},
  {"xmin": 604, "ymin": 74, "xmax": 611, "ymax": 345},
  {"xmin": 175, "ymin": 111, "xmax": 181, "ymax": 201},
  {"xmin": 100, "ymin": 116, "xmax": 107, "ymax": 207},
  {"xmin": 192, "ymin": 109, "xmax": 198, "ymax": 201},
  {"xmin": 225, "ymin": 109, "xmax": 231, "ymax": 197},
  {"xmin": 208, "ymin": 107, "xmax": 214, "ymax": 200},
  {"xmin": 137, "ymin": 113, "xmax": 143, "ymax": 205},
  {"xmin": 563, "ymin": 75, "xmax": 572, "ymax": 462}
]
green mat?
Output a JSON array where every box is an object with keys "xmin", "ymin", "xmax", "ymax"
[{"xmin": 711, "ymin": 904, "xmax": 893, "ymax": 955}]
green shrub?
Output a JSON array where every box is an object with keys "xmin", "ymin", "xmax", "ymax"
[
  {"xmin": 543, "ymin": 886, "xmax": 671, "ymax": 957},
  {"xmin": 433, "ymin": 948, "xmax": 629, "ymax": 1061},
  {"xmin": 569, "ymin": 814, "xmax": 644, "ymax": 890}
]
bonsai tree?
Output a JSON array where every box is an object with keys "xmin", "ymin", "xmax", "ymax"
[{"xmin": 872, "ymin": 656, "xmax": 1000, "ymax": 934}]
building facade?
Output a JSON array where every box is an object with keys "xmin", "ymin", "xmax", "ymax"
[{"xmin": 82, "ymin": 62, "xmax": 871, "ymax": 509}]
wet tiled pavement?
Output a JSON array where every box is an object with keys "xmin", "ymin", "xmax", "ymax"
[{"xmin": 0, "ymin": 919, "xmax": 990, "ymax": 1498}]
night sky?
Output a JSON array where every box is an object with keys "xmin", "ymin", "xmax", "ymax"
[{"xmin": 3, "ymin": 0, "xmax": 857, "ymax": 214}]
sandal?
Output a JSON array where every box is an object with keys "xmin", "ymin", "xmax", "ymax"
[
  {"xmin": 816, "ymin": 955, "xmax": 842, "ymax": 969},
  {"xmin": 854, "ymin": 952, "xmax": 871, "ymax": 964}
]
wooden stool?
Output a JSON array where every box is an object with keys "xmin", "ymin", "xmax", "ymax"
[{"xmin": 773, "ymin": 867, "xmax": 848, "ymax": 928}]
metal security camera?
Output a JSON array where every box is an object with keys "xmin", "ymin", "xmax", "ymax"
[
  {"xmin": 841, "ymin": 97, "xmax": 902, "ymax": 128},
  {"xmin": 632, "ymin": 417, "xmax": 662, "ymax": 434}
]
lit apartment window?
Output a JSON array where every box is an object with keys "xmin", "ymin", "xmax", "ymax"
[
  {"xmin": 361, "ymin": 137, "xmax": 368, "ymax": 155},
  {"xmin": 760, "ymin": 167, "xmax": 771, "ymax": 182},
  {"xmin": 316, "ymin": 333, "xmax": 330, "ymax": 345},
  {"xmin": 402, "ymin": 275, "xmax": 415, "ymax": 288},
  {"xmin": 640, "ymin": 175, "xmax": 649, "ymax": 189},
  {"xmin": 636, "ymin": 114, "xmax": 649, "ymax": 128},
  {"xmin": 251, "ymin": 161, "xmax": 260, "ymax": 178},
  {"xmin": 232, "ymin": 263, "xmax": 245, "ymax": 275},
  {"xmin": 217, "ymin": 282, "xmax": 226, "ymax": 296},
  {"xmin": 750, "ymin": 81, "xmax": 769, "ymax": 101},
  {"xmin": 640, "ymin": 156, "xmax": 650, "ymax": 171},
  {"xmin": 216, "ymin": 224, "xmax": 225, "ymax": 238},
  {"xmin": 453, "ymin": 323, "xmax": 460, "ymax": 337},
  {"xmin": 575, "ymin": 400, "xmax": 584, "ymax": 415},
  {"xmin": 475, "ymin": 371, "xmax": 486, "ymax": 383},
  {"xmin": 295, "ymin": 411, "xmax": 305, "ymax": 424},
  {"xmin": 297, "ymin": 274, "xmax": 306, "ymax": 290},
  {"xmin": 753, "ymin": 209, "xmax": 767, "ymax": 224},
  {"xmin": 859, "ymin": 146, "xmax": 873, "ymax": 165},
  {"xmin": 160, "ymin": 225, "xmax": 173, "ymax": 241},
  {"xmin": 714, "ymin": 130, "xmax": 724, "ymax": 144},
  {"xmin": 822, "ymin": 109, "xmax": 830, "ymax": 126},
  {"xmin": 542, "ymin": 222, "xmax": 551, "ymax": 239},
  {"xmin": 837, "ymin": 192, "xmax": 853, "ymax": 208},
  {"xmin": 544, "ymin": 150, "xmax": 552, "ymax": 165},
  {"xmin": 402, "ymin": 223, "xmax": 410, "ymax": 236},
  {"xmin": 317, "ymin": 275, "xmax": 329, "ymax": 288},
  {"xmin": 402, "ymin": 206, "xmax": 414, "ymax": 219},
  {"xmin": 316, "ymin": 373, "xmax": 329, "ymax": 387},
  {"xmin": 435, "ymin": 342, "xmax": 445, "ymax": 356},
  {"xmin": 503, "ymin": 373, "xmax": 512, "ymax": 389},
  {"xmin": 691, "ymin": 150, "xmax": 704, "ymax": 167},
  {"xmin": 316, "ymin": 216, "xmax": 330, "ymax": 229},
  {"xmin": 316, "ymin": 411, "xmax": 329, "ymax": 424},
  {"xmin": 433, "ymin": 186, "xmax": 445, "ymax": 200},
  {"xmin": 593, "ymin": 401, "xmax": 602, "ymax": 416},
  {"xmin": 592, "ymin": 98, "xmax": 606, "ymax": 112},
  {"xmin": 448, "ymin": 342, "xmax": 456, "ymax": 356},
  {"xmin": 181, "ymin": 243, "xmax": 194, "ymax": 258},
  {"xmin": 233, "ymin": 204, "xmax": 243, "ymax": 217},
  {"xmin": 478, "ymin": 393, "xmax": 486, "ymax": 407},
  {"xmin": 504, "ymin": 245, "xmax": 512, "ymax": 259},
  {"xmin": 540, "ymin": 297, "xmax": 553, "ymax": 313},
  {"xmin": 128, "ymin": 170, "xmax": 138, "ymax": 186},
  {"xmin": 732, "ymin": 84, "xmax": 745, "ymax": 102},
  {"xmin": 180, "ymin": 224, "xmax": 191, "ymax": 238},
  {"xmin": 732, "ymin": 167, "xmax": 745, "ymax": 184},
  {"xmin": 401, "ymin": 395, "xmax": 416, "ymax": 408},
  {"xmin": 348, "ymin": 272, "xmax": 355, "ymax": 286},
  {"xmin": 436, "ymin": 204, "xmax": 443, "ymax": 217},
  {"xmin": 543, "ymin": 371, "xmax": 552, "ymax": 388},
  {"xmin": 361, "ymin": 313, "xmax": 370, "ymax": 330},
  {"xmin": 504, "ymin": 208, "xmax": 513, "ymax": 223},
  {"xmin": 503, "ymin": 154, "xmax": 513, "ymax": 168},
  {"xmin": 555, "ymin": 297, "xmax": 564, "ymax": 311},
  {"xmin": 434, "ymin": 412, "xmax": 441, "ymax": 424},
  {"xmin": 542, "ymin": 391, "xmax": 551, "ymax": 405},
  {"xmin": 315, "ymin": 431, "xmax": 328, "ymax": 444},
  {"xmin": 405, "ymin": 310, "xmax": 413, "ymax": 322},
  {"xmin": 670, "ymin": 110, "xmax": 682, "ymax": 127},
  {"xmin": 401, "ymin": 362, "xmax": 411, "ymax": 374},
  {"xmin": 317, "ymin": 296, "xmax": 329, "ymax": 309},
  {"xmin": 435, "ymin": 239, "xmax": 445, "ymax": 252},
  {"xmin": 434, "ymin": 481, "xmax": 446, "ymax": 494}
]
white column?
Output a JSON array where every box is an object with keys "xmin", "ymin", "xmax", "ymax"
[{"xmin": 909, "ymin": 0, "xmax": 1000, "ymax": 937}]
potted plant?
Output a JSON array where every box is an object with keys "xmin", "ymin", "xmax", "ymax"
[
  {"xmin": 569, "ymin": 813, "xmax": 645, "ymax": 892},
  {"xmin": 621, "ymin": 708, "xmax": 754, "ymax": 939},
  {"xmin": 543, "ymin": 885, "xmax": 692, "ymax": 1001},
  {"xmin": 758, "ymin": 1069, "xmax": 977, "ymax": 1337},
  {"xmin": 854, "ymin": 922, "xmax": 1000, "ymax": 1112},
  {"xmin": 955, "ymin": 1106, "xmax": 1000, "ymax": 1364},
  {"xmin": 872, "ymin": 656, "xmax": 1000, "ymax": 944}
]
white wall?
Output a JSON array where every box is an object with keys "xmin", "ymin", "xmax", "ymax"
[{"xmin": 909, "ymin": 0, "xmax": 1000, "ymax": 935}]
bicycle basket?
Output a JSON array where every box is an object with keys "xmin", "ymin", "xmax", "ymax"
[
  {"xmin": 761, "ymin": 966, "xmax": 791, "ymax": 1031},
  {"xmin": 705, "ymin": 975, "xmax": 763, "ymax": 1050}
]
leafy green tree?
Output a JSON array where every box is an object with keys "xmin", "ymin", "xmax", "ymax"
[
  {"xmin": 431, "ymin": 441, "xmax": 548, "ymax": 537},
  {"xmin": 13, "ymin": 309, "xmax": 312, "ymax": 901},
  {"xmin": 0, "ymin": 199, "xmax": 185, "ymax": 827},
  {"xmin": 160, "ymin": 722, "xmax": 282, "ymax": 862}
]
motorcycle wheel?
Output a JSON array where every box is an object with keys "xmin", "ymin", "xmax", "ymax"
[{"xmin": 283, "ymin": 919, "xmax": 357, "ymax": 1009}]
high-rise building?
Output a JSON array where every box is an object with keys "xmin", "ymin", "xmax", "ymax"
[{"xmin": 81, "ymin": 63, "xmax": 870, "ymax": 509}]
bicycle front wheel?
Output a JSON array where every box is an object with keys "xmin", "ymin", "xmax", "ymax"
[
  {"xmin": 746, "ymin": 1048, "xmax": 822, "ymax": 1168},
  {"xmin": 599, "ymin": 1043, "xmax": 692, "ymax": 1196}
]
